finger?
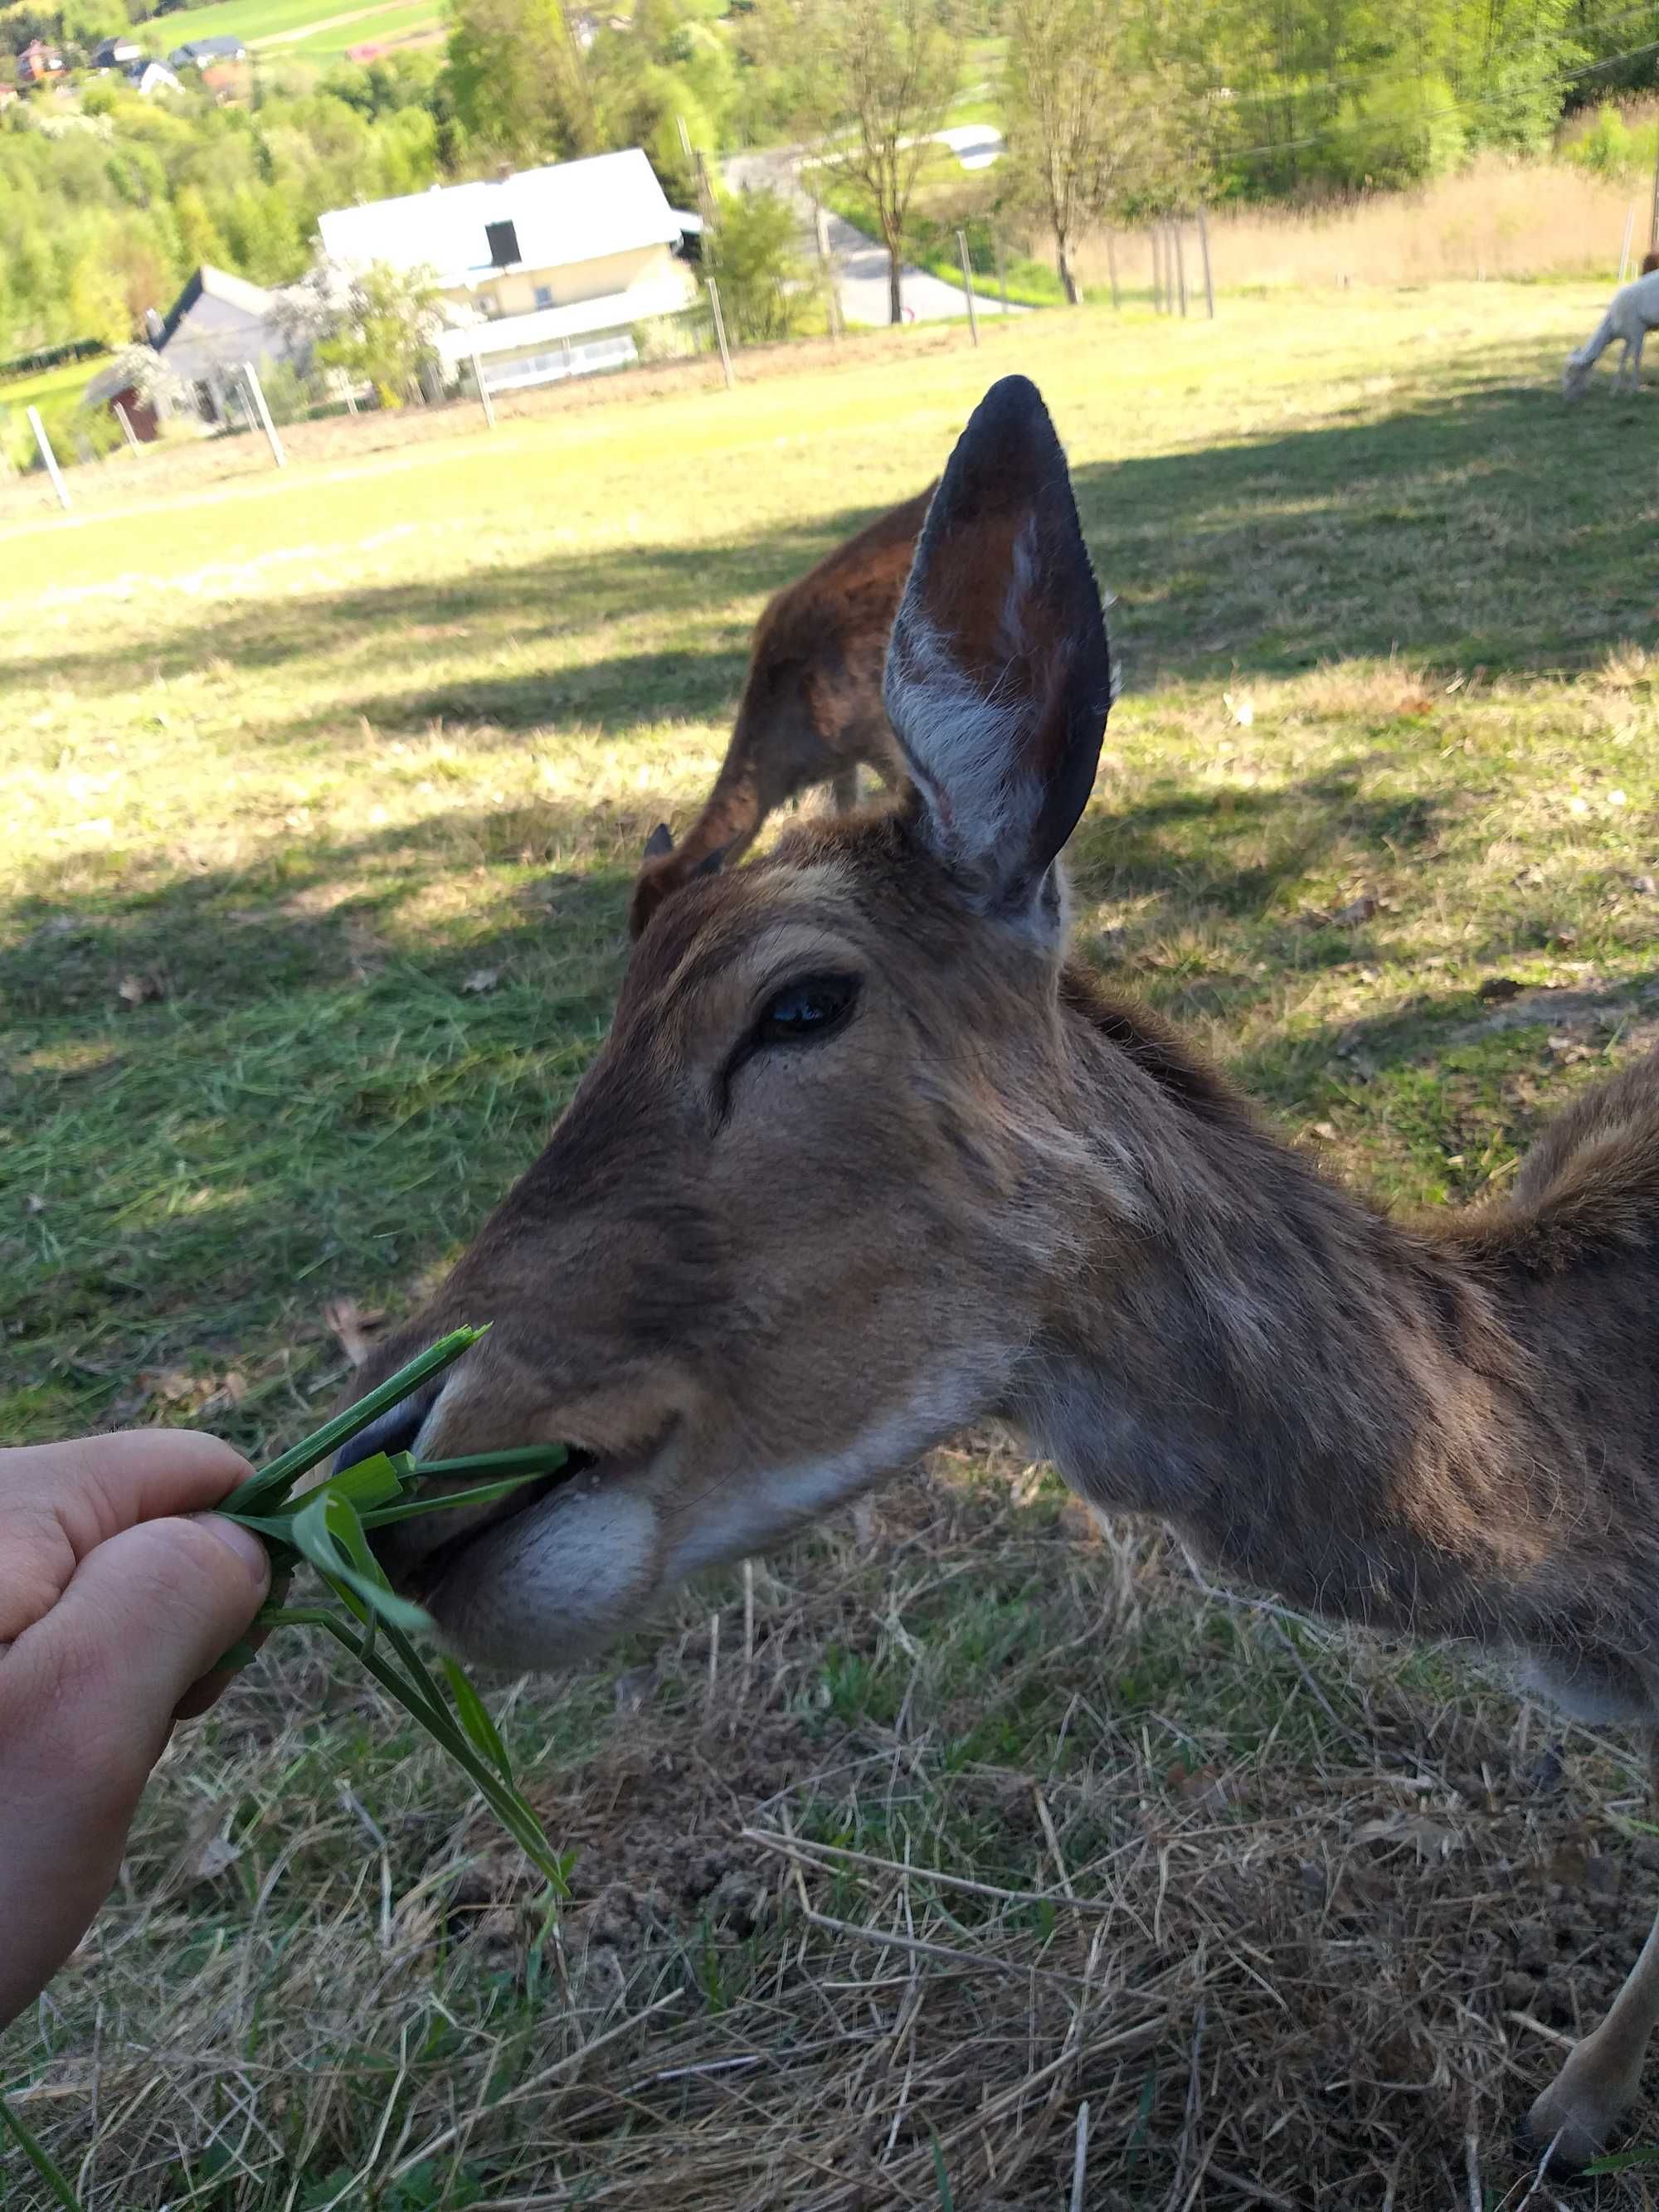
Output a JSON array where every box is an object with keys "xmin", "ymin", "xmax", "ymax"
[
  {"xmin": 173, "ymin": 1617, "xmax": 275, "ymax": 1721},
  {"xmin": 12, "ymin": 1514, "xmax": 270, "ymax": 1787},
  {"xmin": 0, "ymin": 1428, "xmax": 254, "ymax": 1544}
]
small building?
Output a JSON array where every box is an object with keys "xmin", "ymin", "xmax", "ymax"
[
  {"xmin": 125, "ymin": 58, "xmax": 183, "ymax": 95},
  {"xmin": 0, "ymin": 80, "xmax": 18, "ymax": 109},
  {"xmin": 85, "ymin": 265, "xmax": 293, "ymax": 433},
  {"xmin": 16, "ymin": 39, "xmax": 66, "ymax": 85},
  {"xmin": 92, "ymin": 34, "xmax": 143, "ymax": 67},
  {"xmin": 168, "ymin": 33, "xmax": 247, "ymax": 68},
  {"xmin": 316, "ymin": 148, "xmax": 696, "ymax": 395}
]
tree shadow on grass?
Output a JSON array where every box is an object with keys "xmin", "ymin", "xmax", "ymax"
[{"xmin": 7, "ymin": 347, "xmax": 1653, "ymax": 753}]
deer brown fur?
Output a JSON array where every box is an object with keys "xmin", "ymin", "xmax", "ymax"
[
  {"xmin": 351, "ymin": 378, "xmax": 1659, "ymax": 2171},
  {"xmin": 627, "ymin": 486, "xmax": 931, "ymax": 939}
]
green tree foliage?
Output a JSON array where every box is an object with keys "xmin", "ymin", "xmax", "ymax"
[
  {"xmin": 1003, "ymin": 0, "xmax": 1156, "ymax": 300},
  {"xmin": 783, "ymin": 0, "xmax": 962, "ymax": 323},
  {"xmin": 710, "ymin": 183, "xmax": 807, "ymax": 337},
  {"xmin": 279, "ymin": 253, "xmax": 442, "ymax": 405},
  {"xmin": 445, "ymin": 0, "xmax": 597, "ymax": 162},
  {"xmin": 0, "ymin": 76, "xmax": 444, "ymax": 356}
]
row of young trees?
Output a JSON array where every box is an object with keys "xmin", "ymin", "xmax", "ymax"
[{"xmin": 4, "ymin": 0, "xmax": 1658, "ymax": 360}]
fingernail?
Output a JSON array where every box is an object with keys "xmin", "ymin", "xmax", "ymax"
[{"xmin": 192, "ymin": 1514, "xmax": 273, "ymax": 1588}]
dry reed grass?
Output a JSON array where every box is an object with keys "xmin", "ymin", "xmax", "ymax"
[{"xmin": 1074, "ymin": 158, "xmax": 1647, "ymax": 296}]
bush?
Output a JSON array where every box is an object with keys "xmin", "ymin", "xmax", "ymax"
[{"xmin": 710, "ymin": 187, "xmax": 809, "ymax": 343}]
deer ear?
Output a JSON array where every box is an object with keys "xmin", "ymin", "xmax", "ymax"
[
  {"xmin": 643, "ymin": 822, "xmax": 674, "ymax": 861},
  {"xmin": 883, "ymin": 376, "xmax": 1112, "ymax": 933}
]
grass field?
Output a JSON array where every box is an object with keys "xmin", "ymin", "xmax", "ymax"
[
  {"xmin": 0, "ymin": 356, "xmax": 105, "ymax": 464},
  {"xmin": 144, "ymin": 0, "xmax": 442, "ymax": 61},
  {"xmin": 4, "ymin": 284, "xmax": 1659, "ymax": 2207}
]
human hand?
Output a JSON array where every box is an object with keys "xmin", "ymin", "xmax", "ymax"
[{"xmin": 0, "ymin": 1430, "xmax": 270, "ymax": 2029}]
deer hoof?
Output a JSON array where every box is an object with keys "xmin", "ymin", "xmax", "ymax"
[{"xmin": 1520, "ymin": 2071, "xmax": 1632, "ymax": 2178}]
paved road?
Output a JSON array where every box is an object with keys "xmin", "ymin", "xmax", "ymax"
[{"xmin": 723, "ymin": 145, "xmax": 1025, "ymax": 329}]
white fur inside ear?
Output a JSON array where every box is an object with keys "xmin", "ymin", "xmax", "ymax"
[{"xmin": 887, "ymin": 598, "xmax": 1042, "ymax": 873}]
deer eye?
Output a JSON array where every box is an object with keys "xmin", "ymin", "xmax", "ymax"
[{"xmin": 753, "ymin": 973, "xmax": 860, "ymax": 1048}]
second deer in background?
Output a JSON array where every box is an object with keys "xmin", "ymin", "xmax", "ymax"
[{"xmin": 628, "ymin": 484, "xmax": 932, "ymax": 938}]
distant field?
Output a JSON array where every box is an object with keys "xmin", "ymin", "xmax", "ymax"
[
  {"xmin": 6, "ymin": 287, "xmax": 1659, "ymax": 2207},
  {"xmin": 148, "ymin": 0, "xmax": 441, "ymax": 61},
  {"xmin": 0, "ymin": 354, "xmax": 105, "ymax": 470}
]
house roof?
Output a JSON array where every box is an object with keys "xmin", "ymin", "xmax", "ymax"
[
  {"xmin": 317, "ymin": 149, "xmax": 683, "ymax": 288},
  {"xmin": 169, "ymin": 35, "xmax": 246, "ymax": 63},
  {"xmin": 154, "ymin": 265, "xmax": 280, "ymax": 352}
]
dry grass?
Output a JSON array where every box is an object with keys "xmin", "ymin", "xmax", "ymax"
[
  {"xmin": 1073, "ymin": 157, "xmax": 1646, "ymax": 296},
  {"xmin": 7, "ymin": 285, "xmax": 1659, "ymax": 2205},
  {"xmin": 12, "ymin": 1455, "xmax": 1659, "ymax": 2208}
]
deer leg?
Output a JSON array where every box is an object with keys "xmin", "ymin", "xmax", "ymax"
[
  {"xmin": 1525, "ymin": 1740, "xmax": 1659, "ymax": 2170},
  {"xmin": 830, "ymin": 766, "xmax": 861, "ymax": 813}
]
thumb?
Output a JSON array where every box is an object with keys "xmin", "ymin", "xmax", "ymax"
[{"xmin": 24, "ymin": 1515, "xmax": 270, "ymax": 1778}]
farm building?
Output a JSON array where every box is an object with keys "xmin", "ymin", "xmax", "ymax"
[
  {"xmin": 316, "ymin": 148, "xmax": 700, "ymax": 393},
  {"xmin": 84, "ymin": 265, "xmax": 294, "ymax": 435},
  {"xmin": 168, "ymin": 34, "xmax": 248, "ymax": 68},
  {"xmin": 91, "ymin": 34, "xmax": 143, "ymax": 67},
  {"xmin": 125, "ymin": 57, "xmax": 184, "ymax": 95},
  {"xmin": 15, "ymin": 38, "xmax": 65, "ymax": 84}
]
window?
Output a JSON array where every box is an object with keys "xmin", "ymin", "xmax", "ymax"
[
  {"xmin": 484, "ymin": 219, "xmax": 521, "ymax": 269},
  {"xmin": 533, "ymin": 284, "xmax": 553, "ymax": 311}
]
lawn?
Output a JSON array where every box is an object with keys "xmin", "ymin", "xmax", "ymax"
[
  {"xmin": 0, "ymin": 355, "xmax": 105, "ymax": 462},
  {"xmin": 4, "ymin": 284, "xmax": 1659, "ymax": 2207},
  {"xmin": 145, "ymin": 0, "xmax": 442, "ymax": 59}
]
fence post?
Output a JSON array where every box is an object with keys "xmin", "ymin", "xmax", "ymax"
[
  {"xmin": 1173, "ymin": 221, "xmax": 1189, "ymax": 315},
  {"xmin": 955, "ymin": 228, "xmax": 980, "ymax": 346},
  {"xmin": 813, "ymin": 201, "xmax": 842, "ymax": 343},
  {"xmin": 1619, "ymin": 202, "xmax": 1636, "ymax": 284},
  {"xmin": 114, "ymin": 401, "xmax": 139, "ymax": 453},
  {"xmin": 1151, "ymin": 226, "xmax": 1164, "ymax": 313},
  {"xmin": 26, "ymin": 406, "xmax": 69, "ymax": 510},
  {"xmin": 707, "ymin": 277, "xmax": 735, "ymax": 390},
  {"xmin": 1197, "ymin": 207, "xmax": 1215, "ymax": 318},
  {"xmin": 1650, "ymin": 134, "xmax": 1659, "ymax": 255},
  {"xmin": 1105, "ymin": 229, "xmax": 1121, "ymax": 312},
  {"xmin": 470, "ymin": 346, "xmax": 495, "ymax": 429},
  {"xmin": 242, "ymin": 362, "xmax": 285, "ymax": 468}
]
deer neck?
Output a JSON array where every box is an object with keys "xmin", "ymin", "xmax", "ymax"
[{"xmin": 1005, "ymin": 982, "xmax": 1552, "ymax": 1644}]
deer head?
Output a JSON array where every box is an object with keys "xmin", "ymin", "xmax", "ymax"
[{"xmin": 350, "ymin": 376, "xmax": 1115, "ymax": 1670}]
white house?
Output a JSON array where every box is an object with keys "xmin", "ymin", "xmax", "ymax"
[
  {"xmin": 316, "ymin": 148, "xmax": 698, "ymax": 392},
  {"xmin": 84, "ymin": 265, "xmax": 295, "ymax": 434}
]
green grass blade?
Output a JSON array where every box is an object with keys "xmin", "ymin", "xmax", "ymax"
[
  {"xmin": 286, "ymin": 1492, "xmax": 434, "ymax": 1634},
  {"xmin": 413, "ymin": 1446, "xmax": 569, "ymax": 1478},
  {"xmin": 0, "ymin": 2090, "xmax": 83, "ymax": 2211},
  {"xmin": 360, "ymin": 1472, "xmax": 553, "ymax": 1528},
  {"xmin": 310, "ymin": 1450, "xmax": 406, "ymax": 1514},
  {"xmin": 440, "ymin": 1655, "xmax": 513, "ymax": 1781},
  {"xmin": 928, "ymin": 2127, "xmax": 955, "ymax": 2212},
  {"xmin": 299, "ymin": 1612, "xmax": 567, "ymax": 1891},
  {"xmin": 221, "ymin": 1325, "xmax": 488, "ymax": 1515}
]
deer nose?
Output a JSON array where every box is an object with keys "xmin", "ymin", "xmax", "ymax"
[{"xmin": 333, "ymin": 1383, "xmax": 440, "ymax": 1476}]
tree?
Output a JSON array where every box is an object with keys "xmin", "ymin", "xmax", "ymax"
[
  {"xmin": 712, "ymin": 186, "xmax": 809, "ymax": 341},
  {"xmin": 1004, "ymin": 0, "xmax": 1155, "ymax": 303},
  {"xmin": 445, "ymin": 0, "xmax": 596, "ymax": 163},
  {"xmin": 789, "ymin": 0, "xmax": 961, "ymax": 324},
  {"xmin": 275, "ymin": 255, "xmax": 441, "ymax": 406}
]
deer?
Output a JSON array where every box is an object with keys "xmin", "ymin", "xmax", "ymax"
[
  {"xmin": 346, "ymin": 376, "xmax": 1659, "ymax": 2173},
  {"xmin": 1563, "ymin": 266, "xmax": 1659, "ymax": 397},
  {"xmin": 627, "ymin": 485, "xmax": 932, "ymax": 940}
]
